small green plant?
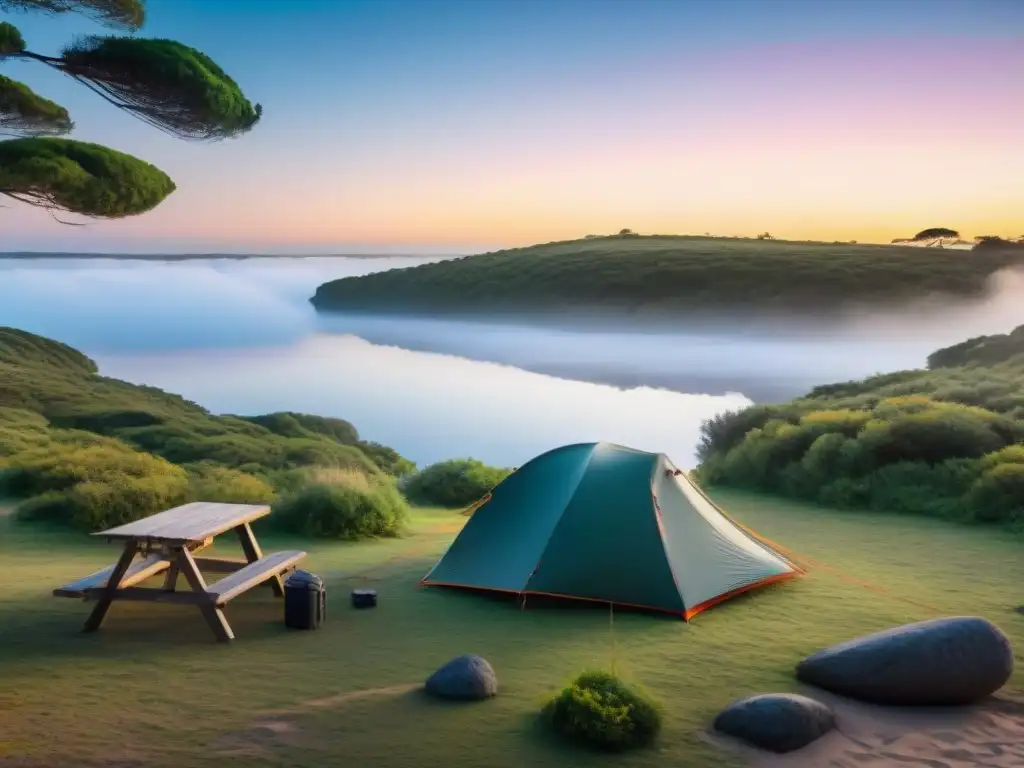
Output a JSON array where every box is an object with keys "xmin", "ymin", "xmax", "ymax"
[{"xmin": 542, "ymin": 670, "xmax": 662, "ymax": 752}]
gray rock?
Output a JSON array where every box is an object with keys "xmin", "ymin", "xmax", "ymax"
[
  {"xmin": 425, "ymin": 655, "xmax": 498, "ymax": 701},
  {"xmin": 797, "ymin": 616, "xmax": 1014, "ymax": 706},
  {"xmin": 713, "ymin": 693, "xmax": 835, "ymax": 753}
]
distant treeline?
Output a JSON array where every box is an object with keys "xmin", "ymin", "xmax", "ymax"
[{"xmin": 310, "ymin": 234, "xmax": 1024, "ymax": 320}]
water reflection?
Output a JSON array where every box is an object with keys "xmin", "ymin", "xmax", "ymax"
[
  {"xmin": 2, "ymin": 256, "xmax": 1022, "ymax": 467},
  {"xmin": 95, "ymin": 334, "xmax": 752, "ymax": 468}
]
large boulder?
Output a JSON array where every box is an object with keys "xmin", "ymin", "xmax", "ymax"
[
  {"xmin": 796, "ymin": 616, "xmax": 1013, "ymax": 706},
  {"xmin": 425, "ymin": 655, "xmax": 498, "ymax": 701},
  {"xmin": 713, "ymin": 693, "xmax": 835, "ymax": 753}
]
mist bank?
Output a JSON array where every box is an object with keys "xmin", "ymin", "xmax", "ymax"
[
  {"xmin": 313, "ymin": 265, "xmax": 1024, "ymax": 403},
  {"xmin": 310, "ymin": 235, "xmax": 1024, "ymax": 321}
]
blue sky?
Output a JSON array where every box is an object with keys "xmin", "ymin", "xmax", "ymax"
[{"xmin": 1, "ymin": 0, "xmax": 1022, "ymax": 253}]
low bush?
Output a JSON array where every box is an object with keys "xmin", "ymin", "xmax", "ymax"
[
  {"xmin": 272, "ymin": 472, "xmax": 408, "ymax": 540},
  {"xmin": 403, "ymin": 458, "xmax": 511, "ymax": 507},
  {"xmin": 542, "ymin": 670, "xmax": 662, "ymax": 752}
]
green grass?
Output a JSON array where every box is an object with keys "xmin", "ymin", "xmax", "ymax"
[
  {"xmin": 2, "ymin": 492, "xmax": 1021, "ymax": 768},
  {"xmin": 309, "ymin": 234, "xmax": 1024, "ymax": 319}
]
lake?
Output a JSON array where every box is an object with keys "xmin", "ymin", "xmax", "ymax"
[{"xmin": 1, "ymin": 256, "xmax": 1021, "ymax": 469}]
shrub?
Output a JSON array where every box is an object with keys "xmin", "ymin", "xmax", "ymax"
[
  {"xmin": 357, "ymin": 440, "xmax": 417, "ymax": 477},
  {"xmin": 963, "ymin": 462, "xmax": 1024, "ymax": 524},
  {"xmin": 242, "ymin": 411, "xmax": 360, "ymax": 444},
  {"xmin": 403, "ymin": 458, "xmax": 511, "ymax": 508},
  {"xmin": 697, "ymin": 404, "xmax": 798, "ymax": 462},
  {"xmin": 542, "ymin": 670, "xmax": 662, "ymax": 752},
  {"xmin": 859, "ymin": 460, "xmax": 976, "ymax": 518},
  {"xmin": 18, "ymin": 475, "xmax": 187, "ymax": 531},
  {"xmin": 4, "ymin": 432, "xmax": 190, "ymax": 531},
  {"xmin": 184, "ymin": 464, "xmax": 276, "ymax": 505},
  {"xmin": 273, "ymin": 477, "xmax": 408, "ymax": 540},
  {"xmin": 853, "ymin": 407, "xmax": 1005, "ymax": 469}
]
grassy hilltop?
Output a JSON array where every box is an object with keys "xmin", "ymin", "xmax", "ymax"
[
  {"xmin": 310, "ymin": 234, "xmax": 1024, "ymax": 319},
  {"xmin": 696, "ymin": 324, "xmax": 1024, "ymax": 530},
  {"xmin": 0, "ymin": 327, "xmax": 415, "ymax": 532}
]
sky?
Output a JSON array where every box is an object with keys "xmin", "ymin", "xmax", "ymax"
[{"xmin": 0, "ymin": 0, "xmax": 1022, "ymax": 253}]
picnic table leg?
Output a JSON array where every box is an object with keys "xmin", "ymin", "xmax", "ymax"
[
  {"xmin": 82, "ymin": 541, "xmax": 138, "ymax": 633},
  {"xmin": 161, "ymin": 560, "xmax": 180, "ymax": 592},
  {"xmin": 174, "ymin": 545, "xmax": 235, "ymax": 643},
  {"xmin": 235, "ymin": 522, "xmax": 284, "ymax": 597}
]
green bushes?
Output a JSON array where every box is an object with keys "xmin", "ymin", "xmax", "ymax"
[
  {"xmin": 698, "ymin": 396, "xmax": 1023, "ymax": 524},
  {"xmin": 403, "ymin": 458, "xmax": 511, "ymax": 508},
  {"xmin": 542, "ymin": 670, "xmax": 662, "ymax": 752},
  {"xmin": 6, "ymin": 434, "xmax": 190, "ymax": 530},
  {"xmin": 273, "ymin": 469, "xmax": 408, "ymax": 540},
  {"xmin": 697, "ymin": 326, "xmax": 1024, "ymax": 530},
  {"xmin": 0, "ymin": 328, "xmax": 418, "ymax": 531}
]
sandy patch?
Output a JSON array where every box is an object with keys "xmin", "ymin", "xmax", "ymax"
[
  {"xmin": 301, "ymin": 683, "xmax": 420, "ymax": 709},
  {"xmin": 211, "ymin": 683, "xmax": 419, "ymax": 757},
  {"xmin": 708, "ymin": 689, "xmax": 1024, "ymax": 767}
]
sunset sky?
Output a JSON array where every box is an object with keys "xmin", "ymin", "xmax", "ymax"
[{"xmin": 1, "ymin": 0, "xmax": 1022, "ymax": 253}]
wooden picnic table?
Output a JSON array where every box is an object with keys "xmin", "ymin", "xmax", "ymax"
[{"xmin": 53, "ymin": 502, "xmax": 307, "ymax": 642}]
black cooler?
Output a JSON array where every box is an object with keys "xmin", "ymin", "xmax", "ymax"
[{"xmin": 284, "ymin": 570, "xmax": 326, "ymax": 630}]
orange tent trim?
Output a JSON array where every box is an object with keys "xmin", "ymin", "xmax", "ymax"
[{"xmin": 420, "ymin": 575, "xmax": 798, "ymax": 621}]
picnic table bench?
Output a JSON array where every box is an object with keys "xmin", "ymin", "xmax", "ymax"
[{"xmin": 53, "ymin": 502, "xmax": 306, "ymax": 642}]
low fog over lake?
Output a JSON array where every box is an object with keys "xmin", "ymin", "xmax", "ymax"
[{"xmin": 2, "ymin": 255, "xmax": 1021, "ymax": 468}]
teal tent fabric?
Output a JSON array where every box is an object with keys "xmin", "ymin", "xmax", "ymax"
[{"xmin": 421, "ymin": 442, "xmax": 799, "ymax": 619}]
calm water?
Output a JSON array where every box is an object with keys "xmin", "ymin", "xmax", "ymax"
[{"xmin": 1, "ymin": 256, "xmax": 1021, "ymax": 468}]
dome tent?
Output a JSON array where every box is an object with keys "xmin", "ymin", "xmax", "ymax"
[{"xmin": 421, "ymin": 442, "xmax": 799, "ymax": 620}]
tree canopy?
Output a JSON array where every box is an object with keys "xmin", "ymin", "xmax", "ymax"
[
  {"xmin": 0, "ymin": 1, "xmax": 144, "ymax": 32},
  {"xmin": 0, "ymin": 0, "xmax": 259, "ymax": 219},
  {"xmin": 0, "ymin": 137, "xmax": 175, "ymax": 217},
  {"xmin": 912, "ymin": 227, "xmax": 959, "ymax": 241}
]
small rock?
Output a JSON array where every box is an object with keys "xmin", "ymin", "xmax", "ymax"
[
  {"xmin": 797, "ymin": 616, "xmax": 1014, "ymax": 706},
  {"xmin": 713, "ymin": 693, "xmax": 835, "ymax": 753},
  {"xmin": 425, "ymin": 655, "xmax": 498, "ymax": 701}
]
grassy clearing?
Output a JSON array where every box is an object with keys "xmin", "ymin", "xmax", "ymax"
[
  {"xmin": 2, "ymin": 492, "xmax": 1020, "ymax": 768},
  {"xmin": 309, "ymin": 234, "xmax": 1024, "ymax": 319}
]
